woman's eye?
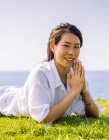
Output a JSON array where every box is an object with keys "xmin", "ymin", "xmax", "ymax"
[
  {"xmin": 74, "ymin": 46, "xmax": 80, "ymax": 49},
  {"xmin": 63, "ymin": 45, "xmax": 70, "ymax": 48}
]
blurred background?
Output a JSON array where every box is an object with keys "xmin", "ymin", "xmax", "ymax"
[{"xmin": 0, "ymin": 0, "xmax": 109, "ymax": 71}]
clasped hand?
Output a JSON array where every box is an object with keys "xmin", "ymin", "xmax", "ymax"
[{"xmin": 67, "ymin": 60, "xmax": 87, "ymax": 97}]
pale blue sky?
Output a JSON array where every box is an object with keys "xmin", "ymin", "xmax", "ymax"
[{"xmin": 0, "ymin": 0, "xmax": 109, "ymax": 71}]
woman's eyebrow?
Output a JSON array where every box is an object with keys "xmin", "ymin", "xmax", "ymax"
[
  {"xmin": 63, "ymin": 41, "xmax": 71, "ymax": 45},
  {"xmin": 63, "ymin": 42, "xmax": 80, "ymax": 45},
  {"xmin": 74, "ymin": 43, "xmax": 80, "ymax": 45}
]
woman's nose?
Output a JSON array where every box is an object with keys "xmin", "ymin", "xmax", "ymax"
[{"xmin": 68, "ymin": 48, "xmax": 75, "ymax": 55}]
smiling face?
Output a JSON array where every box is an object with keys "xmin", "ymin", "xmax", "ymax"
[{"xmin": 50, "ymin": 33, "xmax": 80, "ymax": 70}]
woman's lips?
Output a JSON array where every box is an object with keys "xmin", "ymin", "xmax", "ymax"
[{"xmin": 64, "ymin": 58, "xmax": 75, "ymax": 63}]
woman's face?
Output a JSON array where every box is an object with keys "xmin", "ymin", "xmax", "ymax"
[{"xmin": 51, "ymin": 33, "xmax": 80, "ymax": 69}]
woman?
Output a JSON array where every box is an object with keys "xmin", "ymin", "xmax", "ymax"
[{"xmin": 0, "ymin": 23, "xmax": 100, "ymax": 123}]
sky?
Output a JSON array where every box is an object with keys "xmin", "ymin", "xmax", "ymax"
[{"xmin": 0, "ymin": 0, "xmax": 109, "ymax": 71}]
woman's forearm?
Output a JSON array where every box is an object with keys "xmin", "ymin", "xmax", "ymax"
[
  {"xmin": 43, "ymin": 90, "xmax": 78, "ymax": 123},
  {"xmin": 81, "ymin": 90, "xmax": 100, "ymax": 118}
]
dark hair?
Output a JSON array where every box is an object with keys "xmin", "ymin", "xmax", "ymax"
[{"xmin": 47, "ymin": 23, "xmax": 83, "ymax": 61}]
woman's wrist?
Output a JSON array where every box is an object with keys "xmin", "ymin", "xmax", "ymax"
[
  {"xmin": 85, "ymin": 99, "xmax": 93, "ymax": 106},
  {"xmin": 69, "ymin": 89, "xmax": 79, "ymax": 99},
  {"xmin": 80, "ymin": 90, "xmax": 93, "ymax": 105},
  {"xmin": 81, "ymin": 89, "xmax": 89, "ymax": 95},
  {"xmin": 80, "ymin": 89, "xmax": 89, "ymax": 98}
]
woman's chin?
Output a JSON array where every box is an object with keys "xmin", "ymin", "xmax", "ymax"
[
  {"xmin": 65, "ymin": 63, "xmax": 73, "ymax": 69},
  {"xmin": 67, "ymin": 62, "xmax": 74, "ymax": 67}
]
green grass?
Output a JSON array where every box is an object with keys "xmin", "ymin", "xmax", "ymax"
[{"xmin": 0, "ymin": 99, "xmax": 109, "ymax": 140}]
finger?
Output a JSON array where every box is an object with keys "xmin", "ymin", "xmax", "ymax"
[
  {"xmin": 80, "ymin": 66, "xmax": 85, "ymax": 80},
  {"xmin": 77, "ymin": 60, "xmax": 82, "ymax": 77},
  {"xmin": 75, "ymin": 60, "xmax": 79, "ymax": 75},
  {"xmin": 73, "ymin": 60, "xmax": 76, "ymax": 72}
]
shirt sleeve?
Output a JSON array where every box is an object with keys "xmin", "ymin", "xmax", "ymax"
[
  {"xmin": 26, "ymin": 67, "xmax": 52, "ymax": 123},
  {"xmin": 72, "ymin": 95, "xmax": 85, "ymax": 115}
]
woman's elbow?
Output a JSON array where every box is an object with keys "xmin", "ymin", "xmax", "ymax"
[{"xmin": 86, "ymin": 111, "xmax": 100, "ymax": 119}]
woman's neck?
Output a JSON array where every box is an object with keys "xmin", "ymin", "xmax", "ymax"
[{"xmin": 54, "ymin": 61, "xmax": 68, "ymax": 87}]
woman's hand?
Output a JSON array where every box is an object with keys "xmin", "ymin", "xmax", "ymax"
[
  {"xmin": 81, "ymin": 73, "xmax": 89, "ymax": 94},
  {"xmin": 67, "ymin": 60, "xmax": 85, "ymax": 97}
]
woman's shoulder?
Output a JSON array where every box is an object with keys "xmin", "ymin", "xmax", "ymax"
[
  {"xmin": 27, "ymin": 61, "xmax": 52, "ymax": 81},
  {"xmin": 31, "ymin": 61, "xmax": 51, "ymax": 74},
  {"xmin": 25, "ymin": 61, "xmax": 53, "ymax": 86}
]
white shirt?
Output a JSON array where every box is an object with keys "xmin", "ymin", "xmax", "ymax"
[{"xmin": 0, "ymin": 60, "xmax": 89, "ymax": 122}]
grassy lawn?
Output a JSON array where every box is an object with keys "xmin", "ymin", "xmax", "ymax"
[{"xmin": 0, "ymin": 99, "xmax": 109, "ymax": 140}]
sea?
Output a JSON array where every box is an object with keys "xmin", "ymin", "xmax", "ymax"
[{"xmin": 0, "ymin": 71, "xmax": 109, "ymax": 99}]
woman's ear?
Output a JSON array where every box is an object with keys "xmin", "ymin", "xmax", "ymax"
[{"xmin": 50, "ymin": 44, "xmax": 55, "ymax": 53}]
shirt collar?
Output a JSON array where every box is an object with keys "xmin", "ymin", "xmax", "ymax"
[{"xmin": 49, "ymin": 59, "xmax": 62, "ymax": 88}]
